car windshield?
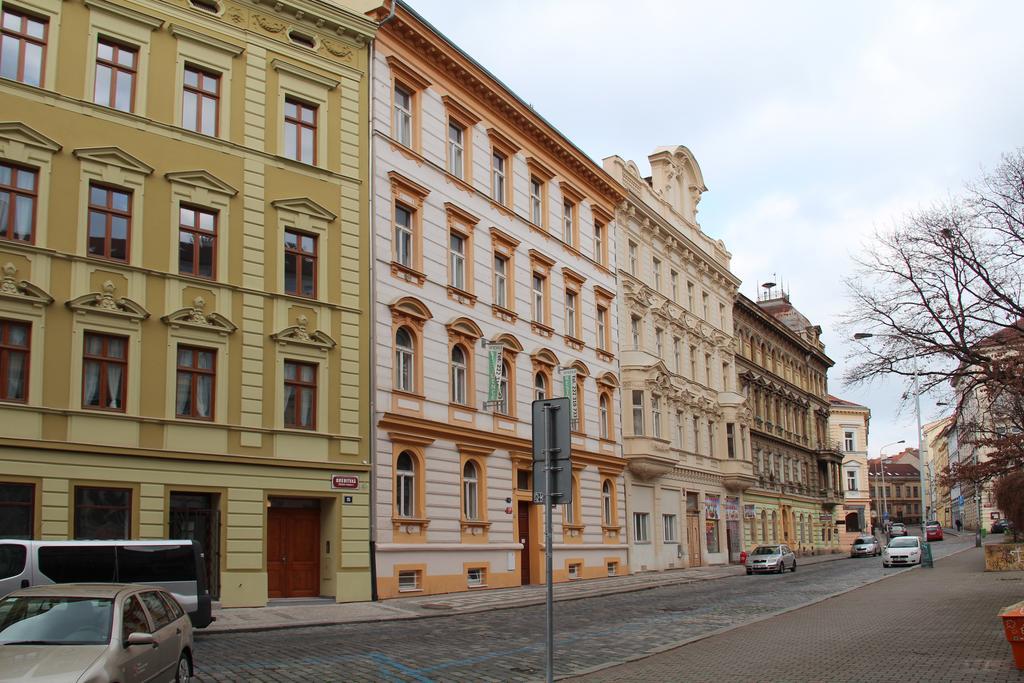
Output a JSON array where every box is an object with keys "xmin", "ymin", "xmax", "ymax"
[
  {"xmin": 853, "ymin": 538, "xmax": 874, "ymax": 545},
  {"xmin": 0, "ymin": 596, "xmax": 113, "ymax": 645},
  {"xmin": 926, "ymin": 522, "xmax": 940, "ymax": 527},
  {"xmin": 752, "ymin": 546, "xmax": 780, "ymax": 555},
  {"xmin": 889, "ymin": 538, "xmax": 920, "ymax": 548},
  {"xmin": 891, "ymin": 523, "xmax": 905, "ymax": 528}
]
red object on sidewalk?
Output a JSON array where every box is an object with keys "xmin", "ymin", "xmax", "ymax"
[
  {"xmin": 739, "ymin": 551, "xmax": 748, "ymax": 564},
  {"xmin": 1000, "ymin": 600, "xmax": 1024, "ymax": 670}
]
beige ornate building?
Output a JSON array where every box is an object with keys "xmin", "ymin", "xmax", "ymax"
[
  {"xmin": 368, "ymin": 2, "xmax": 628, "ymax": 599},
  {"xmin": 0, "ymin": 0, "xmax": 376, "ymax": 607},
  {"xmin": 923, "ymin": 416, "xmax": 953, "ymax": 528},
  {"xmin": 603, "ymin": 149, "xmax": 752, "ymax": 570},
  {"xmin": 734, "ymin": 292, "xmax": 841, "ymax": 555},
  {"xmin": 829, "ymin": 395, "xmax": 871, "ymax": 544}
]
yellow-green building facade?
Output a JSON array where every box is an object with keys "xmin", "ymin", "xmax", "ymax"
[{"xmin": 0, "ymin": 0, "xmax": 376, "ymax": 607}]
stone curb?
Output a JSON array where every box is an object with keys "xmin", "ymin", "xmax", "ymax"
[
  {"xmin": 200, "ymin": 554, "xmax": 851, "ymax": 636},
  {"xmin": 558, "ymin": 542, "xmax": 979, "ymax": 681}
]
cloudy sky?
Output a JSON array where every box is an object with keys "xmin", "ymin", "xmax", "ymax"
[{"xmin": 405, "ymin": 0, "xmax": 1024, "ymax": 458}]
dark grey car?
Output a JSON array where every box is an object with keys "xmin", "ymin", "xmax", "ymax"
[{"xmin": 745, "ymin": 544, "xmax": 797, "ymax": 574}]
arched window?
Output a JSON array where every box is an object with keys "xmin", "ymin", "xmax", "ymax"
[
  {"xmin": 771, "ymin": 510, "xmax": 778, "ymax": 542},
  {"xmin": 599, "ymin": 393, "xmax": 610, "ymax": 439},
  {"xmin": 462, "ymin": 460, "xmax": 479, "ymax": 520},
  {"xmin": 497, "ymin": 360, "xmax": 510, "ymax": 415},
  {"xmin": 798, "ymin": 514, "xmax": 805, "ymax": 543},
  {"xmin": 451, "ymin": 345, "xmax": 467, "ymax": 405},
  {"xmin": 396, "ymin": 451, "xmax": 415, "ymax": 518},
  {"xmin": 602, "ymin": 480, "xmax": 613, "ymax": 526},
  {"xmin": 760, "ymin": 510, "xmax": 768, "ymax": 541},
  {"xmin": 534, "ymin": 372, "xmax": 547, "ymax": 401},
  {"xmin": 395, "ymin": 327, "xmax": 415, "ymax": 392}
]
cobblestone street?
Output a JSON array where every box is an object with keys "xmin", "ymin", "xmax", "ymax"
[{"xmin": 192, "ymin": 538, "xmax": 982, "ymax": 681}]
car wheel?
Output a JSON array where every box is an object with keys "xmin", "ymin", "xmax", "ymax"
[
  {"xmin": 175, "ymin": 652, "xmax": 191, "ymax": 683},
  {"xmin": 883, "ymin": 562, "xmax": 889, "ymax": 568},
  {"xmin": 746, "ymin": 568, "xmax": 752, "ymax": 575},
  {"xmin": 791, "ymin": 561, "xmax": 797, "ymax": 573},
  {"xmin": 777, "ymin": 561, "xmax": 784, "ymax": 574}
]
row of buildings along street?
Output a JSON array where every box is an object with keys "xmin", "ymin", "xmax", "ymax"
[{"xmin": 0, "ymin": 0, "xmax": 1006, "ymax": 612}]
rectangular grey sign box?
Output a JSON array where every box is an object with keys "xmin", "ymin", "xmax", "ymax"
[{"xmin": 532, "ymin": 397, "xmax": 572, "ymax": 504}]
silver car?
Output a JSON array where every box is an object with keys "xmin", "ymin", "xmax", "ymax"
[
  {"xmin": 0, "ymin": 583, "xmax": 193, "ymax": 682},
  {"xmin": 850, "ymin": 535, "xmax": 882, "ymax": 557},
  {"xmin": 745, "ymin": 544, "xmax": 797, "ymax": 574}
]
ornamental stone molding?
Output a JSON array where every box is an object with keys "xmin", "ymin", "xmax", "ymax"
[
  {"xmin": 161, "ymin": 296, "xmax": 237, "ymax": 335},
  {"xmin": 270, "ymin": 314, "xmax": 335, "ymax": 350},
  {"xmin": 0, "ymin": 263, "xmax": 53, "ymax": 307},
  {"xmin": 66, "ymin": 281, "xmax": 149, "ymax": 321}
]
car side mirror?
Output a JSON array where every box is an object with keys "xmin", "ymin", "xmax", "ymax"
[{"xmin": 126, "ymin": 632, "xmax": 157, "ymax": 647}]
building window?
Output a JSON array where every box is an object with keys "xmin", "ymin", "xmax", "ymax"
[
  {"xmin": 0, "ymin": 8, "xmax": 47, "ymax": 87},
  {"xmin": 567, "ymin": 563, "xmax": 581, "ymax": 579},
  {"xmin": 631, "ymin": 390, "xmax": 644, "ymax": 436},
  {"xmin": 449, "ymin": 231, "xmax": 466, "ymax": 290},
  {"xmin": 283, "ymin": 360, "xmax": 316, "ymax": 429},
  {"xmin": 284, "ymin": 229, "xmax": 317, "ymax": 297},
  {"xmin": 719, "ymin": 302, "xmax": 726, "ymax": 328},
  {"xmin": 529, "ymin": 176, "xmax": 543, "ymax": 225},
  {"xmin": 651, "ymin": 394, "xmax": 662, "ymax": 439},
  {"xmin": 182, "ymin": 66, "xmax": 219, "ymax": 136},
  {"xmin": 87, "ymin": 184, "xmax": 131, "ymax": 262},
  {"xmin": 450, "ymin": 345, "xmax": 467, "ymax": 405},
  {"xmin": 395, "ymin": 327, "xmax": 415, "ymax": 393},
  {"xmin": 94, "ymin": 39, "xmax": 137, "ymax": 112},
  {"xmin": 633, "ymin": 512, "xmax": 650, "ymax": 543},
  {"xmin": 687, "ymin": 281, "xmax": 695, "ymax": 311},
  {"xmin": 596, "ymin": 305, "xmax": 608, "ymax": 351},
  {"xmin": 491, "ymin": 151, "xmax": 507, "ymax": 204},
  {"xmin": 493, "ymin": 254, "xmax": 508, "ymax": 308},
  {"xmin": 670, "ymin": 270, "xmax": 679, "ymax": 300},
  {"xmin": 565, "ymin": 289, "xmax": 578, "ymax": 337},
  {"xmin": 663, "ymin": 514, "xmax": 678, "ymax": 543},
  {"xmin": 702, "ymin": 292, "xmax": 710, "ymax": 320},
  {"xmin": 707, "ymin": 421, "xmax": 715, "ymax": 457},
  {"xmin": 692, "ymin": 415, "xmax": 701, "ymax": 454},
  {"xmin": 394, "ymin": 202, "xmax": 414, "ymax": 268},
  {"xmin": 175, "ymin": 346, "xmax": 215, "ymax": 420},
  {"xmin": 534, "ymin": 372, "xmax": 547, "ymax": 401},
  {"xmin": 562, "ymin": 200, "xmax": 574, "ymax": 246},
  {"xmin": 0, "ymin": 482, "xmax": 33, "ymax": 538},
  {"xmin": 393, "ymin": 84, "xmax": 412, "ymax": 147},
  {"xmin": 0, "ymin": 162, "xmax": 36, "ymax": 243},
  {"xmin": 847, "ymin": 469, "xmax": 858, "ymax": 491},
  {"xmin": 0, "ymin": 319, "xmax": 29, "ymax": 402},
  {"xmin": 607, "ymin": 561, "xmax": 618, "ymax": 577},
  {"xmin": 628, "ymin": 241, "xmax": 637, "ymax": 274},
  {"xmin": 396, "ymin": 451, "xmax": 416, "ymax": 518},
  {"xmin": 82, "ymin": 332, "xmax": 127, "ymax": 411},
  {"xmin": 74, "ymin": 486, "xmax": 130, "ymax": 539},
  {"xmin": 178, "ymin": 205, "xmax": 216, "ymax": 278},
  {"xmin": 593, "ymin": 221, "xmax": 605, "ymax": 265},
  {"xmin": 602, "ymin": 480, "xmax": 613, "ymax": 525},
  {"xmin": 599, "ymin": 394, "xmax": 610, "ymax": 439},
  {"xmin": 655, "ymin": 328, "xmax": 664, "ymax": 358},
  {"xmin": 676, "ymin": 411, "xmax": 684, "ymax": 449},
  {"xmin": 447, "ymin": 120, "xmax": 465, "ymax": 178},
  {"xmin": 844, "ymin": 430, "xmax": 855, "ymax": 451},
  {"xmin": 462, "ymin": 460, "xmax": 480, "ymax": 520},
  {"xmin": 726, "ymin": 423, "xmax": 736, "ymax": 458},
  {"xmin": 652, "ymin": 257, "xmax": 662, "ymax": 290},
  {"xmin": 283, "ymin": 98, "xmax": 317, "ymax": 164},
  {"xmin": 467, "ymin": 566, "xmax": 486, "ymax": 587},
  {"xmin": 398, "ymin": 568, "xmax": 421, "ymax": 592},
  {"xmin": 673, "ymin": 338, "xmax": 681, "ymax": 373},
  {"xmin": 532, "ymin": 273, "xmax": 545, "ymax": 323},
  {"xmin": 496, "ymin": 360, "xmax": 510, "ymax": 415},
  {"xmin": 689, "ymin": 345, "xmax": 697, "ymax": 380},
  {"xmin": 630, "ymin": 316, "xmax": 641, "ymax": 348}
]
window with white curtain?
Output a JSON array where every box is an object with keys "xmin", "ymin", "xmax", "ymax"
[
  {"xmin": 395, "ymin": 327, "xmax": 415, "ymax": 392},
  {"xmin": 175, "ymin": 345, "xmax": 215, "ymax": 419},
  {"xmin": 450, "ymin": 345, "xmax": 467, "ymax": 405},
  {"xmin": 396, "ymin": 451, "xmax": 415, "ymax": 518},
  {"xmin": 82, "ymin": 332, "xmax": 127, "ymax": 411},
  {"xmin": 463, "ymin": 460, "xmax": 479, "ymax": 520}
]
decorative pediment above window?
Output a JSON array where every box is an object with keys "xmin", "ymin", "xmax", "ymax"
[
  {"xmin": 271, "ymin": 315, "xmax": 335, "ymax": 350},
  {"xmin": 531, "ymin": 347, "xmax": 559, "ymax": 369},
  {"xmin": 0, "ymin": 122, "xmax": 61, "ymax": 152},
  {"xmin": 164, "ymin": 171, "xmax": 238, "ymax": 196},
  {"xmin": 67, "ymin": 281, "xmax": 149, "ymax": 321},
  {"xmin": 445, "ymin": 316, "xmax": 482, "ymax": 346},
  {"xmin": 72, "ymin": 147, "xmax": 154, "ymax": 175},
  {"xmin": 0, "ymin": 263, "xmax": 53, "ymax": 307},
  {"xmin": 622, "ymin": 280, "xmax": 654, "ymax": 310},
  {"xmin": 161, "ymin": 296, "xmax": 237, "ymax": 335},
  {"xmin": 644, "ymin": 368, "xmax": 673, "ymax": 395},
  {"xmin": 389, "ymin": 297, "xmax": 432, "ymax": 330},
  {"xmin": 271, "ymin": 197, "xmax": 336, "ymax": 222}
]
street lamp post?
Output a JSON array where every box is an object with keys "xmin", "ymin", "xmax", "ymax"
[
  {"xmin": 877, "ymin": 439, "xmax": 906, "ymax": 535},
  {"xmin": 854, "ymin": 332, "xmax": 931, "ymax": 564}
]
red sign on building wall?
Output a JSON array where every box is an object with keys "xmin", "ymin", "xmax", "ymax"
[{"xmin": 331, "ymin": 475, "xmax": 359, "ymax": 489}]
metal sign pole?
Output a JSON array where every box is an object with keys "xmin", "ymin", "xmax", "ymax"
[{"xmin": 544, "ymin": 404, "xmax": 554, "ymax": 683}]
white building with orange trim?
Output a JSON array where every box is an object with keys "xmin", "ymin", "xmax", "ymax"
[{"xmin": 368, "ymin": 1, "xmax": 628, "ymax": 599}]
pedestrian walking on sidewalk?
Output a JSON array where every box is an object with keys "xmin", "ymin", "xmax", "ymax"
[{"xmin": 955, "ymin": 519, "xmax": 962, "ymax": 532}]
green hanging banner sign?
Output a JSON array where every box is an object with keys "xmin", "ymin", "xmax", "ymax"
[
  {"xmin": 486, "ymin": 342, "xmax": 504, "ymax": 405},
  {"xmin": 561, "ymin": 368, "xmax": 578, "ymax": 420}
]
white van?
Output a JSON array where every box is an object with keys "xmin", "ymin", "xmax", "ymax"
[{"xmin": 0, "ymin": 539, "xmax": 212, "ymax": 628}]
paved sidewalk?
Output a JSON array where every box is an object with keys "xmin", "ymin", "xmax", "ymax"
[
  {"xmin": 573, "ymin": 546, "xmax": 1024, "ymax": 682},
  {"xmin": 206, "ymin": 552, "xmax": 851, "ymax": 633}
]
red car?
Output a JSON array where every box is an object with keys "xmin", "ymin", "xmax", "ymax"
[{"xmin": 926, "ymin": 521, "xmax": 944, "ymax": 541}]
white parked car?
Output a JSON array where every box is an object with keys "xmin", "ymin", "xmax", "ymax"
[{"xmin": 882, "ymin": 536, "xmax": 922, "ymax": 568}]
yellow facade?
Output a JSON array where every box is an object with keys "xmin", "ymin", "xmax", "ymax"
[{"xmin": 0, "ymin": 0, "xmax": 376, "ymax": 607}]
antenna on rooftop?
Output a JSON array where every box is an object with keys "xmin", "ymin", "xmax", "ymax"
[{"xmin": 761, "ymin": 275, "xmax": 777, "ymax": 302}]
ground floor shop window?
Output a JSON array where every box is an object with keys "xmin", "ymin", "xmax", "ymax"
[
  {"xmin": 705, "ymin": 519, "xmax": 720, "ymax": 553},
  {"xmin": 0, "ymin": 483, "xmax": 33, "ymax": 539},
  {"xmin": 74, "ymin": 486, "xmax": 131, "ymax": 539}
]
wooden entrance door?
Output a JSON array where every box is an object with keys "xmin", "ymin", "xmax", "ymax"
[
  {"xmin": 267, "ymin": 505, "xmax": 320, "ymax": 598},
  {"xmin": 518, "ymin": 501, "xmax": 532, "ymax": 585},
  {"xmin": 687, "ymin": 514, "xmax": 702, "ymax": 567}
]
